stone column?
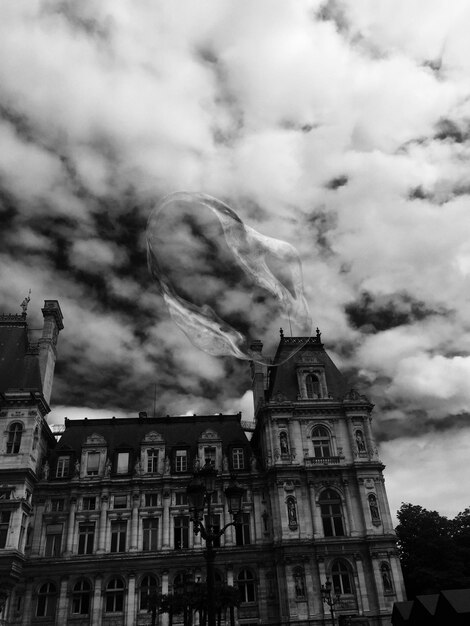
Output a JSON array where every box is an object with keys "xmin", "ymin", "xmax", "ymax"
[
  {"xmin": 130, "ymin": 493, "xmax": 139, "ymax": 551},
  {"xmin": 65, "ymin": 496, "xmax": 77, "ymax": 555},
  {"xmin": 91, "ymin": 575, "xmax": 102, "ymax": 626},
  {"xmin": 343, "ymin": 479, "xmax": 358, "ymax": 536},
  {"xmin": 31, "ymin": 499, "xmax": 46, "ymax": 555},
  {"xmin": 126, "ymin": 573, "xmax": 136, "ymax": 625},
  {"xmin": 162, "ymin": 491, "xmax": 171, "ymax": 548},
  {"xmin": 297, "ymin": 485, "xmax": 313, "ymax": 539},
  {"xmin": 161, "ymin": 571, "xmax": 169, "ymax": 626},
  {"xmin": 21, "ymin": 580, "xmax": 33, "ymax": 626},
  {"xmin": 390, "ymin": 555, "xmax": 406, "ymax": 600},
  {"xmin": 345, "ymin": 415, "xmax": 356, "ymax": 460},
  {"xmin": 56, "ymin": 576, "xmax": 69, "ymax": 623},
  {"xmin": 378, "ymin": 478, "xmax": 394, "ymax": 531},
  {"xmin": 354, "ymin": 555, "xmax": 369, "ymax": 613},
  {"xmin": 364, "ymin": 417, "xmax": 375, "ymax": 459},
  {"xmin": 309, "ymin": 483, "xmax": 322, "ymax": 538},
  {"xmin": 97, "ymin": 494, "xmax": 109, "ymax": 552},
  {"xmin": 357, "ymin": 480, "xmax": 371, "ymax": 531},
  {"xmin": 304, "ymin": 558, "xmax": 316, "ymax": 618},
  {"xmin": 371, "ymin": 554, "xmax": 387, "ymax": 612}
]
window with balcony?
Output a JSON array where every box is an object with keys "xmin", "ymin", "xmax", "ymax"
[
  {"xmin": 72, "ymin": 579, "xmax": 91, "ymax": 615},
  {"xmin": 36, "ymin": 582, "xmax": 57, "ymax": 617},
  {"xmin": 331, "ymin": 560, "xmax": 353, "ymax": 594},
  {"xmin": 232, "ymin": 447, "xmax": 245, "ymax": 470},
  {"xmin": 319, "ymin": 489, "xmax": 345, "ymax": 537},
  {"xmin": 311, "ymin": 426, "xmax": 332, "ymax": 458},
  {"xmin": 44, "ymin": 524, "xmax": 62, "ymax": 556},
  {"xmin": 6, "ymin": 422, "xmax": 23, "ymax": 454},
  {"xmin": 105, "ymin": 578, "xmax": 125, "ymax": 613},
  {"xmin": 174, "ymin": 516, "xmax": 189, "ymax": 550},
  {"xmin": 143, "ymin": 518, "xmax": 159, "ymax": 551},
  {"xmin": 175, "ymin": 449, "xmax": 188, "ymax": 473},
  {"xmin": 110, "ymin": 521, "xmax": 127, "ymax": 552},
  {"xmin": 78, "ymin": 523, "xmax": 95, "ymax": 555},
  {"xmin": 0, "ymin": 511, "xmax": 11, "ymax": 548},
  {"xmin": 147, "ymin": 449, "xmax": 159, "ymax": 473}
]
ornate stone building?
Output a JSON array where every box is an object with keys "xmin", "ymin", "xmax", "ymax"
[{"xmin": 0, "ymin": 300, "xmax": 405, "ymax": 625}]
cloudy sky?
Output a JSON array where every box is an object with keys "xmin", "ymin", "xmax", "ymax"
[{"xmin": 1, "ymin": 0, "xmax": 470, "ymax": 521}]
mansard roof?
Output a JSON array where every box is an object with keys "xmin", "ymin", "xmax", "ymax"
[
  {"xmin": 266, "ymin": 333, "xmax": 349, "ymax": 401},
  {"xmin": 0, "ymin": 320, "xmax": 42, "ymax": 393},
  {"xmin": 52, "ymin": 413, "xmax": 251, "ymax": 459}
]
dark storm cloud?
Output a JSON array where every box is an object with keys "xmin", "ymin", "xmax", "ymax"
[{"xmin": 345, "ymin": 291, "xmax": 446, "ymax": 333}]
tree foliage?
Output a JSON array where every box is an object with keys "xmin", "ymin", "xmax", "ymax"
[{"xmin": 396, "ymin": 503, "xmax": 470, "ymax": 597}]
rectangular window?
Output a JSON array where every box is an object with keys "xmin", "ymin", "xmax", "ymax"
[
  {"xmin": 110, "ymin": 521, "xmax": 127, "ymax": 552},
  {"xmin": 145, "ymin": 493, "xmax": 158, "ymax": 507},
  {"xmin": 82, "ymin": 496, "xmax": 96, "ymax": 511},
  {"xmin": 232, "ymin": 448, "xmax": 245, "ymax": 470},
  {"xmin": 116, "ymin": 452, "xmax": 129, "ymax": 474},
  {"xmin": 86, "ymin": 452, "xmax": 100, "ymax": 475},
  {"xmin": 0, "ymin": 511, "xmax": 11, "ymax": 548},
  {"xmin": 174, "ymin": 516, "xmax": 189, "ymax": 550},
  {"xmin": 175, "ymin": 450, "xmax": 188, "ymax": 473},
  {"xmin": 147, "ymin": 449, "xmax": 159, "ymax": 473},
  {"xmin": 0, "ymin": 490, "xmax": 11, "ymax": 500},
  {"xmin": 44, "ymin": 523, "xmax": 62, "ymax": 556},
  {"xmin": 56, "ymin": 456, "xmax": 70, "ymax": 478},
  {"xmin": 51, "ymin": 498, "xmax": 64, "ymax": 512},
  {"xmin": 235, "ymin": 513, "xmax": 251, "ymax": 546},
  {"xmin": 175, "ymin": 492, "xmax": 188, "ymax": 506},
  {"xmin": 78, "ymin": 523, "xmax": 95, "ymax": 555},
  {"xmin": 113, "ymin": 495, "xmax": 127, "ymax": 509},
  {"xmin": 204, "ymin": 446, "xmax": 216, "ymax": 467},
  {"xmin": 143, "ymin": 518, "xmax": 159, "ymax": 551},
  {"xmin": 205, "ymin": 514, "xmax": 221, "ymax": 547}
]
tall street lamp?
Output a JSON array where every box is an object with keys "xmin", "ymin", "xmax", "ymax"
[
  {"xmin": 186, "ymin": 461, "xmax": 245, "ymax": 626},
  {"xmin": 321, "ymin": 577, "xmax": 340, "ymax": 626}
]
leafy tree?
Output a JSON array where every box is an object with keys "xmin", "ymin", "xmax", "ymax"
[{"xmin": 396, "ymin": 503, "xmax": 470, "ymax": 597}]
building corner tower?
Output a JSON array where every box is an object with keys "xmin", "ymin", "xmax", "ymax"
[{"xmin": 250, "ymin": 330, "xmax": 406, "ymax": 625}]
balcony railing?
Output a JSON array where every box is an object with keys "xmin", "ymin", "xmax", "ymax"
[{"xmin": 304, "ymin": 456, "xmax": 341, "ymax": 466}]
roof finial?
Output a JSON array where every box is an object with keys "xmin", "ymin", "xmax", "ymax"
[
  {"xmin": 316, "ymin": 327, "xmax": 321, "ymax": 341},
  {"xmin": 279, "ymin": 327, "xmax": 284, "ymax": 340},
  {"xmin": 20, "ymin": 289, "xmax": 31, "ymax": 317}
]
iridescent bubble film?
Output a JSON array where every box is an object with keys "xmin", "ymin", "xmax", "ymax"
[{"xmin": 147, "ymin": 192, "xmax": 312, "ymax": 365}]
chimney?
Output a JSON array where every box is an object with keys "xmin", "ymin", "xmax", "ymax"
[
  {"xmin": 250, "ymin": 340, "xmax": 266, "ymax": 416},
  {"xmin": 38, "ymin": 300, "xmax": 64, "ymax": 405}
]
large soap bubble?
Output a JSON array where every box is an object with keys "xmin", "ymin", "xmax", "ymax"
[{"xmin": 147, "ymin": 192, "xmax": 312, "ymax": 365}]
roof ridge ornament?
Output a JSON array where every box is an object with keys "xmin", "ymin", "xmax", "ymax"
[{"xmin": 20, "ymin": 289, "xmax": 31, "ymax": 317}]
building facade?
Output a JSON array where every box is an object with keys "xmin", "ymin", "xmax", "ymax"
[{"xmin": 0, "ymin": 301, "xmax": 405, "ymax": 625}]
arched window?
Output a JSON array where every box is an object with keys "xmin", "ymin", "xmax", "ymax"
[
  {"xmin": 7, "ymin": 423, "xmax": 23, "ymax": 454},
  {"xmin": 238, "ymin": 569, "xmax": 256, "ymax": 603},
  {"xmin": 140, "ymin": 575, "xmax": 159, "ymax": 611},
  {"xmin": 305, "ymin": 374, "xmax": 321, "ymax": 398},
  {"xmin": 36, "ymin": 582, "xmax": 57, "ymax": 617},
  {"xmin": 311, "ymin": 426, "xmax": 331, "ymax": 458},
  {"xmin": 380, "ymin": 563, "xmax": 394, "ymax": 594},
  {"xmin": 331, "ymin": 560, "xmax": 353, "ymax": 595},
  {"xmin": 279, "ymin": 432, "xmax": 289, "ymax": 455},
  {"xmin": 293, "ymin": 567, "xmax": 306, "ymax": 598},
  {"xmin": 105, "ymin": 578, "xmax": 124, "ymax": 613},
  {"xmin": 319, "ymin": 489, "xmax": 345, "ymax": 537},
  {"xmin": 368, "ymin": 494, "xmax": 381, "ymax": 522},
  {"xmin": 72, "ymin": 579, "xmax": 91, "ymax": 615},
  {"xmin": 286, "ymin": 497, "xmax": 298, "ymax": 529}
]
